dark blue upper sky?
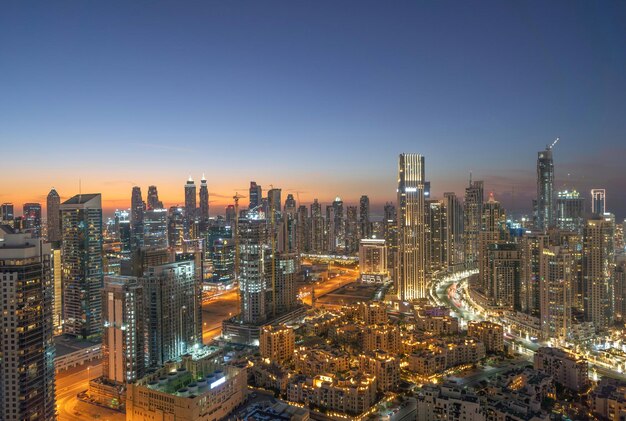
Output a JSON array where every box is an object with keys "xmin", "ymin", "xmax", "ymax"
[{"xmin": 1, "ymin": 1, "xmax": 625, "ymax": 218}]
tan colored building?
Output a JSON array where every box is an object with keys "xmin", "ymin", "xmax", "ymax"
[
  {"xmin": 294, "ymin": 347, "xmax": 350, "ymax": 376},
  {"xmin": 355, "ymin": 301, "xmax": 388, "ymax": 325},
  {"xmin": 415, "ymin": 315, "xmax": 459, "ymax": 335},
  {"xmin": 533, "ymin": 347, "xmax": 589, "ymax": 392},
  {"xmin": 287, "ymin": 372, "xmax": 377, "ymax": 416},
  {"xmin": 260, "ymin": 324, "xmax": 295, "ymax": 364},
  {"xmin": 361, "ymin": 325, "xmax": 402, "ymax": 353},
  {"xmin": 467, "ymin": 321, "xmax": 504, "ymax": 353},
  {"xmin": 358, "ymin": 351, "xmax": 400, "ymax": 392},
  {"xmin": 126, "ymin": 352, "xmax": 246, "ymax": 421}
]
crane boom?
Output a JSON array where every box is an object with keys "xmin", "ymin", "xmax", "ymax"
[{"xmin": 548, "ymin": 137, "xmax": 559, "ymax": 150}]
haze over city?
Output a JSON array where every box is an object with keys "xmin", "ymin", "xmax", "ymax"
[{"xmin": 2, "ymin": 1, "xmax": 625, "ymax": 218}]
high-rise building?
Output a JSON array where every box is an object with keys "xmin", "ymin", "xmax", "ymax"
[
  {"xmin": 238, "ymin": 218, "xmax": 268, "ymax": 324},
  {"xmin": 0, "ymin": 231, "xmax": 56, "ymax": 421},
  {"xmin": 131, "ymin": 186, "xmax": 145, "ymax": 249},
  {"xmin": 359, "ymin": 195, "xmax": 371, "ymax": 239},
  {"xmin": 142, "ymin": 261, "xmax": 200, "ymax": 367},
  {"xmin": 310, "ymin": 199, "xmax": 325, "ymax": 254},
  {"xmin": 199, "ymin": 174, "xmax": 209, "ymax": 231},
  {"xmin": 583, "ymin": 216, "xmax": 615, "ymax": 330},
  {"xmin": 397, "ymin": 153, "xmax": 427, "ymax": 300},
  {"xmin": 520, "ymin": 233, "xmax": 549, "ymax": 314},
  {"xmin": 167, "ymin": 206, "xmax": 185, "ymax": 250},
  {"xmin": 0, "ymin": 203, "xmax": 14, "ymax": 226},
  {"xmin": 464, "ymin": 179, "xmax": 484, "ymax": 266},
  {"xmin": 591, "ymin": 189, "xmax": 606, "ymax": 216},
  {"xmin": 536, "ymin": 146, "xmax": 555, "ymax": 230},
  {"xmin": 225, "ymin": 204, "xmax": 236, "ymax": 224},
  {"xmin": 556, "ymin": 190, "xmax": 585, "ymax": 234},
  {"xmin": 52, "ymin": 245, "xmax": 63, "ymax": 333},
  {"xmin": 325, "ymin": 205, "xmax": 336, "ymax": 253},
  {"xmin": 479, "ymin": 194, "xmax": 506, "ymax": 295},
  {"xmin": 47, "ymin": 188, "xmax": 62, "ymax": 242},
  {"xmin": 426, "ymin": 199, "xmax": 446, "ymax": 273},
  {"xmin": 146, "ymin": 185, "xmax": 163, "ymax": 210},
  {"xmin": 211, "ymin": 238, "xmax": 235, "ymax": 285},
  {"xmin": 444, "ymin": 192, "xmax": 464, "ymax": 271},
  {"xmin": 259, "ymin": 325, "xmax": 295, "ymax": 364},
  {"xmin": 296, "ymin": 205, "xmax": 310, "ymax": 253},
  {"xmin": 359, "ymin": 238, "xmax": 388, "ymax": 283},
  {"xmin": 267, "ymin": 253, "xmax": 298, "ymax": 316},
  {"xmin": 249, "ymin": 181, "xmax": 262, "ymax": 211},
  {"xmin": 284, "ymin": 194, "xmax": 296, "ymax": 217},
  {"xmin": 184, "ymin": 176, "xmax": 197, "ymax": 239},
  {"xmin": 143, "ymin": 208, "xmax": 168, "ymax": 249},
  {"xmin": 332, "ymin": 196, "xmax": 344, "ymax": 252},
  {"xmin": 487, "ymin": 243, "xmax": 522, "ymax": 310},
  {"xmin": 383, "ymin": 202, "xmax": 397, "ymax": 281},
  {"xmin": 539, "ymin": 246, "xmax": 573, "ymax": 342},
  {"xmin": 345, "ymin": 205, "xmax": 359, "ymax": 254},
  {"xmin": 102, "ymin": 276, "xmax": 145, "ymax": 384},
  {"xmin": 268, "ymin": 188, "xmax": 282, "ymax": 220},
  {"xmin": 61, "ymin": 193, "xmax": 103, "ymax": 338},
  {"xmin": 22, "ymin": 202, "xmax": 42, "ymax": 237}
]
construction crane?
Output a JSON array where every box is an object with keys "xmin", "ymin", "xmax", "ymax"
[{"xmin": 548, "ymin": 137, "xmax": 559, "ymax": 150}]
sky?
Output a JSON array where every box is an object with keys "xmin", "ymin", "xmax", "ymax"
[{"xmin": 1, "ymin": 1, "xmax": 625, "ymax": 219}]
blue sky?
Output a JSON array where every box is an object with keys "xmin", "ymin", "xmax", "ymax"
[{"xmin": 1, "ymin": 1, "xmax": 625, "ymax": 218}]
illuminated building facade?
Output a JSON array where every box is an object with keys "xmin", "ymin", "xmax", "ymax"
[
  {"xmin": 22, "ymin": 202, "xmax": 42, "ymax": 237},
  {"xmin": 259, "ymin": 325, "xmax": 295, "ymax": 364},
  {"xmin": 359, "ymin": 238, "xmax": 388, "ymax": 282},
  {"xmin": 556, "ymin": 190, "xmax": 585, "ymax": 234},
  {"xmin": 359, "ymin": 195, "xmax": 371, "ymax": 239},
  {"xmin": 464, "ymin": 179, "xmax": 484, "ymax": 267},
  {"xmin": 0, "ymin": 231, "xmax": 56, "ymax": 421},
  {"xmin": 591, "ymin": 188, "xmax": 606, "ymax": 216},
  {"xmin": 238, "ymin": 217, "xmax": 267, "ymax": 324},
  {"xmin": 536, "ymin": 146, "xmax": 555, "ymax": 230},
  {"xmin": 397, "ymin": 153, "xmax": 427, "ymax": 300},
  {"xmin": 60, "ymin": 193, "xmax": 103, "ymax": 338},
  {"xmin": 143, "ymin": 208, "xmax": 168, "ymax": 249},
  {"xmin": 47, "ymin": 188, "xmax": 61, "ymax": 242},
  {"xmin": 142, "ymin": 261, "xmax": 201, "ymax": 367}
]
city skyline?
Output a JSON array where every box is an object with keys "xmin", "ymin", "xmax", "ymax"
[{"xmin": 2, "ymin": 1, "xmax": 625, "ymax": 218}]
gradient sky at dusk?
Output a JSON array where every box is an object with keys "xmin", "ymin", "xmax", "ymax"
[{"xmin": 1, "ymin": 1, "xmax": 625, "ymax": 219}]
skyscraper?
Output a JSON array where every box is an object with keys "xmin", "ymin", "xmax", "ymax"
[
  {"xmin": 539, "ymin": 246, "xmax": 573, "ymax": 342},
  {"xmin": 359, "ymin": 195, "xmax": 371, "ymax": 239},
  {"xmin": 167, "ymin": 206, "xmax": 185, "ymax": 250},
  {"xmin": 47, "ymin": 188, "xmax": 61, "ymax": 242},
  {"xmin": 199, "ymin": 174, "xmax": 209, "ymax": 229},
  {"xmin": 184, "ymin": 176, "xmax": 197, "ymax": 238},
  {"xmin": 22, "ymin": 202, "xmax": 42, "ymax": 237},
  {"xmin": 146, "ymin": 185, "xmax": 163, "ymax": 210},
  {"xmin": 464, "ymin": 178, "xmax": 484, "ymax": 267},
  {"xmin": 102, "ymin": 276, "xmax": 145, "ymax": 384},
  {"xmin": 310, "ymin": 199, "xmax": 324, "ymax": 254},
  {"xmin": 556, "ymin": 190, "xmax": 585, "ymax": 234},
  {"xmin": 383, "ymin": 202, "xmax": 398, "ymax": 283},
  {"xmin": 444, "ymin": 192, "xmax": 464, "ymax": 271},
  {"xmin": 536, "ymin": 146, "xmax": 555, "ymax": 230},
  {"xmin": 131, "ymin": 186, "xmax": 144, "ymax": 249},
  {"xmin": 143, "ymin": 208, "xmax": 168, "ymax": 249},
  {"xmin": 346, "ymin": 205, "xmax": 359, "ymax": 254},
  {"xmin": 0, "ymin": 230, "xmax": 56, "ymax": 421},
  {"xmin": 426, "ymin": 199, "xmax": 446, "ymax": 272},
  {"xmin": 284, "ymin": 194, "xmax": 297, "ymax": 217},
  {"xmin": 583, "ymin": 216, "xmax": 615, "ymax": 330},
  {"xmin": 332, "ymin": 196, "xmax": 345, "ymax": 252},
  {"xmin": 238, "ymin": 218, "xmax": 267, "ymax": 324},
  {"xmin": 296, "ymin": 205, "xmax": 310, "ymax": 253},
  {"xmin": 142, "ymin": 261, "xmax": 200, "ymax": 367},
  {"xmin": 268, "ymin": 188, "xmax": 282, "ymax": 219},
  {"xmin": 266, "ymin": 253, "xmax": 298, "ymax": 316},
  {"xmin": 591, "ymin": 189, "xmax": 606, "ymax": 216},
  {"xmin": 249, "ymin": 181, "xmax": 262, "ymax": 210},
  {"xmin": 61, "ymin": 193, "xmax": 104, "ymax": 338},
  {"xmin": 397, "ymin": 153, "xmax": 427, "ymax": 300},
  {"xmin": 0, "ymin": 203, "xmax": 14, "ymax": 225}
]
